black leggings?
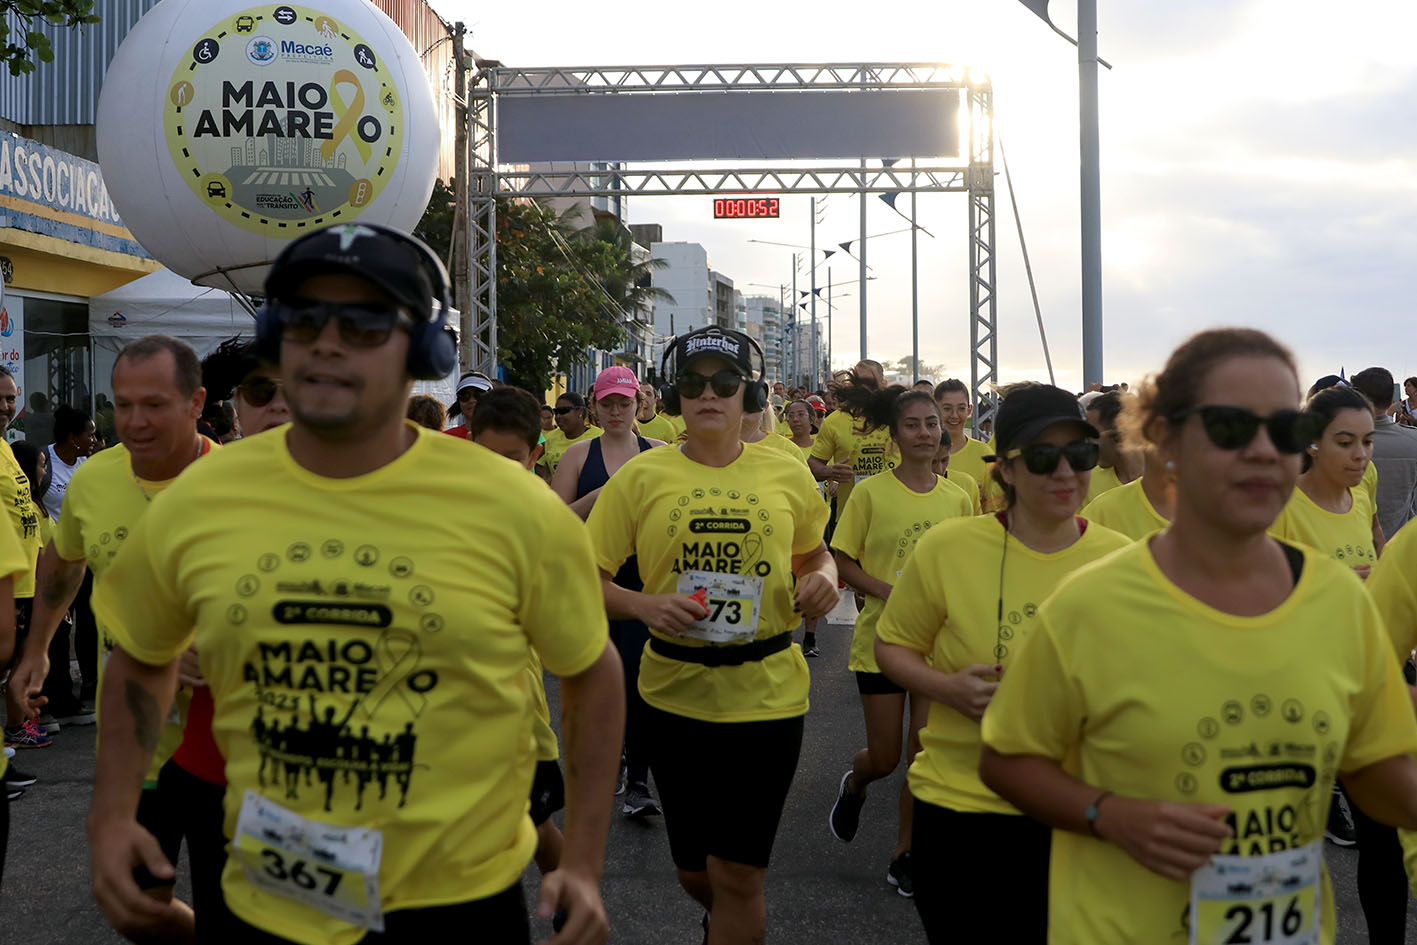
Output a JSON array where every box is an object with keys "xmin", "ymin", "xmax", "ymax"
[
  {"xmin": 0, "ymin": 778, "xmax": 8, "ymax": 883},
  {"xmin": 1350, "ymin": 793, "xmax": 1408, "ymax": 945},
  {"xmin": 609, "ymin": 619, "xmax": 652, "ymax": 786},
  {"xmin": 912, "ymin": 801, "xmax": 1050, "ymax": 945}
]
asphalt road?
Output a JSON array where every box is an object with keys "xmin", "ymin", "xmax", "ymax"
[{"xmin": 2, "ymin": 590, "xmax": 1412, "ymax": 943}]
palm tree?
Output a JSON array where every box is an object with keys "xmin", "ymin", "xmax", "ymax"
[{"xmin": 574, "ymin": 215, "xmax": 675, "ymax": 322}]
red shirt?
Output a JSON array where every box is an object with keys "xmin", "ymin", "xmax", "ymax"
[
  {"xmin": 443, "ymin": 425, "xmax": 471, "ymax": 440},
  {"xmin": 171, "ymin": 687, "xmax": 226, "ymax": 786}
]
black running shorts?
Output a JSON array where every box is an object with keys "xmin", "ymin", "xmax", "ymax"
[{"xmin": 645, "ymin": 705, "xmax": 803, "ymax": 871}]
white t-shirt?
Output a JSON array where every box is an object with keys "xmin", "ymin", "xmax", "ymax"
[{"xmin": 44, "ymin": 444, "xmax": 84, "ymax": 522}]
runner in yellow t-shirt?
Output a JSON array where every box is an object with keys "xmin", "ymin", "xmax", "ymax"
[
  {"xmin": 0, "ymin": 466, "xmax": 38, "ymax": 833},
  {"xmin": 931, "ymin": 433, "xmax": 982, "ymax": 515},
  {"xmin": 782, "ymin": 398, "xmax": 825, "ymax": 654},
  {"xmin": 931, "ymin": 378, "xmax": 995, "ymax": 498},
  {"xmin": 1081, "ymin": 433, "xmax": 1176, "ymax": 541},
  {"xmin": 588, "ymin": 326, "xmax": 836, "ymax": 944},
  {"xmin": 0, "ymin": 365, "xmax": 44, "ymax": 751},
  {"xmin": 14, "ymin": 336, "xmax": 214, "ymax": 933},
  {"xmin": 539, "ymin": 391, "xmax": 602, "ymax": 477},
  {"xmin": 1080, "ymin": 390, "xmax": 1140, "ymax": 509},
  {"xmin": 979, "ymin": 328, "xmax": 1417, "ymax": 945},
  {"xmin": 827, "ymin": 390, "xmax": 972, "ymax": 897},
  {"xmin": 466, "ymin": 386, "xmax": 572, "ymax": 875},
  {"xmin": 85, "ymin": 224, "xmax": 625, "ymax": 945},
  {"xmin": 1270, "ymin": 384, "xmax": 1383, "ymax": 577},
  {"xmin": 808, "ymin": 362, "xmax": 900, "ymax": 515},
  {"xmin": 636, "ymin": 381, "xmax": 680, "ymax": 444},
  {"xmin": 874, "ymin": 382, "xmax": 1127, "ymax": 942}
]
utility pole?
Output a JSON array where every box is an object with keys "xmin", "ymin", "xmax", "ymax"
[
  {"xmin": 1079, "ymin": 0, "xmax": 1103, "ymax": 387},
  {"xmin": 911, "ymin": 158, "xmax": 919, "ymax": 382},
  {"xmin": 810, "ymin": 197, "xmax": 818, "ymax": 391},
  {"xmin": 859, "ymin": 157, "xmax": 867, "ymax": 361},
  {"xmin": 791, "ymin": 253, "xmax": 799, "ymax": 387},
  {"xmin": 451, "ymin": 21, "xmax": 471, "ymax": 371}
]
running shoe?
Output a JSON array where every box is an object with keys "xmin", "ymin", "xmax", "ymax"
[
  {"xmin": 53, "ymin": 701, "xmax": 96, "ymax": 726},
  {"xmin": 4, "ymin": 745, "xmax": 15, "ymax": 759},
  {"xmin": 35, "ymin": 713, "xmax": 60, "ymax": 734},
  {"xmin": 1325, "ymin": 794, "xmax": 1358, "ymax": 847},
  {"xmin": 6, "ymin": 787, "xmax": 22, "ymax": 802},
  {"xmin": 613, "ymin": 757, "xmax": 627, "ymax": 797},
  {"xmin": 829, "ymin": 770, "xmax": 864, "ymax": 842},
  {"xmin": 4, "ymin": 720, "xmax": 52, "ymax": 749},
  {"xmin": 887, "ymin": 851, "xmax": 915, "ymax": 898},
  {"xmin": 803, "ymin": 645, "xmax": 820, "ymax": 658},
  {"xmin": 3, "ymin": 765, "xmax": 37, "ymax": 788},
  {"xmin": 622, "ymin": 783, "xmax": 662, "ymax": 819}
]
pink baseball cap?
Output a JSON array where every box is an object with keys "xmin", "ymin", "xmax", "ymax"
[{"xmin": 593, "ymin": 366, "xmax": 640, "ymax": 401}]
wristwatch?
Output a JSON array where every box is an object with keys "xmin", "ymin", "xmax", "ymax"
[{"xmin": 1084, "ymin": 790, "xmax": 1113, "ymax": 837}]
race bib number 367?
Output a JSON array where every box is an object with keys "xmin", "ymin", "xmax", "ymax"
[
  {"xmin": 1190, "ymin": 842, "xmax": 1321, "ymax": 945},
  {"xmin": 234, "ymin": 790, "xmax": 385, "ymax": 931}
]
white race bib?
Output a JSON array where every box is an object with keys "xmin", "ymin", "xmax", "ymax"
[
  {"xmin": 674, "ymin": 570, "xmax": 763, "ymax": 643},
  {"xmin": 1189, "ymin": 841, "xmax": 1321, "ymax": 945},
  {"xmin": 234, "ymin": 789, "xmax": 385, "ymax": 932}
]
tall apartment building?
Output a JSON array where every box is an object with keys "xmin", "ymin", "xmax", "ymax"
[
  {"xmin": 743, "ymin": 295, "xmax": 784, "ymax": 383},
  {"xmin": 648, "ymin": 241, "xmax": 713, "ymax": 375}
]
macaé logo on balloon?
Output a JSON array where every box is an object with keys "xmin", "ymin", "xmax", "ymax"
[{"xmin": 165, "ymin": 4, "xmax": 402, "ymax": 235}]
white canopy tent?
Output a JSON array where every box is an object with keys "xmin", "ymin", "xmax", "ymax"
[{"xmin": 87, "ymin": 268, "xmax": 458, "ymax": 407}]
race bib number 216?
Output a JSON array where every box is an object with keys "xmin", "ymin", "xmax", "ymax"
[{"xmin": 1190, "ymin": 842, "xmax": 1320, "ymax": 945}]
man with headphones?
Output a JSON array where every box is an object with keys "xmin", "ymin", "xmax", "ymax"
[
  {"xmin": 587, "ymin": 326, "xmax": 838, "ymax": 944},
  {"xmin": 85, "ymin": 223, "xmax": 625, "ymax": 945}
]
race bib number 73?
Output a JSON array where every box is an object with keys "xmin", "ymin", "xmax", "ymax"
[
  {"xmin": 1190, "ymin": 842, "xmax": 1320, "ymax": 945},
  {"xmin": 674, "ymin": 570, "xmax": 763, "ymax": 643}
]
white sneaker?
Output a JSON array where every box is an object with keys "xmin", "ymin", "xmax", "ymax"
[{"xmin": 3, "ymin": 746, "xmax": 13, "ymax": 759}]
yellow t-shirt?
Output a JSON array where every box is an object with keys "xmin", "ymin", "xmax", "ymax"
[
  {"xmin": 91, "ymin": 425, "xmax": 608, "ymax": 945},
  {"xmin": 1363, "ymin": 460, "xmax": 1378, "ymax": 512},
  {"xmin": 526, "ymin": 649, "xmax": 558, "ymax": 762},
  {"xmin": 942, "ymin": 468, "xmax": 982, "ymax": 516},
  {"xmin": 541, "ymin": 426, "xmax": 602, "ymax": 475},
  {"xmin": 809, "ymin": 410, "xmax": 898, "ymax": 510},
  {"xmin": 54, "ymin": 441, "xmax": 213, "ymax": 783},
  {"xmin": 751, "ymin": 432, "xmax": 807, "ymax": 466},
  {"xmin": 1081, "ymin": 476, "xmax": 1168, "ymax": 541},
  {"xmin": 829, "ymin": 472, "xmax": 973, "ymax": 673},
  {"xmin": 637, "ymin": 413, "xmax": 679, "ymax": 444},
  {"xmin": 947, "ymin": 436, "xmax": 993, "ymax": 493},
  {"xmin": 876, "ymin": 515, "xmax": 1129, "ymax": 814},
  {"xmin": 1269, "ymin": 484, "xmax": 1377, "ymax": 574},
  {"xmin": 588, "ymin": 444, "xmax": 829, "ymax": 723},
  {"xmin": 0, "ymin": 516, "xmax": 34, "ymax": 778},
  {"xmin": 0, "ymin": 439, "xmax": 41, "ymax": 598},
  {"xmin": 1080, "ymin": 463, "xmax": 1122, "ymax": 509},
  {"xmin": 1364, "ymin": 522, "xmax": 1417, "ymax": 892},
  {"xmin": 981, "ymin": 540, "xmax": 1417, "ymax": 945}
]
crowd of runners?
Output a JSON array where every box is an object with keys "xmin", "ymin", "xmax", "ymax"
[{"xmin": 1, "ymin": 222, "xmax": 1417, "ymax": 945}]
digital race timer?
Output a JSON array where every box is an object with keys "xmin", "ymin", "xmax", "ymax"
[{"xmin": 713, "ymin": 197, "xmax": 780, "ymax": 219}]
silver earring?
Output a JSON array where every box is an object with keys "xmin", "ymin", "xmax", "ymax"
[{"xmin": 1164, "ymin": 460, "xmax": 1176, "ymax": 470}]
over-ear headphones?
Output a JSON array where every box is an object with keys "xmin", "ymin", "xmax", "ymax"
[
  {"xmin": 658, "ymin": 328, "xmax": 769, "ymax": 416},
  {"xmin": 255, "ymin": 224, "xmax": 458, "ymax": 381}
]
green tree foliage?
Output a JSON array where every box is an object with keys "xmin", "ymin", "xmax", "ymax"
[
  {"xmin": 1, "ymin": 0, "xmax": 101, "ymax": 77},
  {"xmin": 415, "ymin": 184, "xmax": 671, "ymax": 393}
]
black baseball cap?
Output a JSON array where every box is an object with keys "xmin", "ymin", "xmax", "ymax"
[
  {"xmin": 988, "ymin": 383, "xmax": 1100, "ymax": 459},
  {"xmin": 678, "ymin": 327, "xmax": 754, "ymax": 378},
  {"xmin": 264, "ymin": 223, "xmax": 435, "ymax": 323}
]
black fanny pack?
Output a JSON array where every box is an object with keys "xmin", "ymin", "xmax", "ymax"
[{"xmin": 649, "ymin": 631, "xmax": 793, "ymax": 668}]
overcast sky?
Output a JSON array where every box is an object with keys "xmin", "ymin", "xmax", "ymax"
[{"xmin": 433, "ymin": 0, "xmax": 1417, "ymax": 391}]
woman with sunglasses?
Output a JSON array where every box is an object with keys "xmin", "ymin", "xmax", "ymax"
[
  {"xmin": 827, "ymin": 390, "xmax": 974, "ymax": 898},
  {"xmin": 540, "ymin": 391, "xmax": 601, "ymax": 477},
  {"xmin": 979, "ymin": 329, "xmax": 1417, "ymax": 945},
  {"xmin": 444, "ymin": 372, "xmax": 492, "ymax": 439},
  {"xmin": 872, "ymin": 382, "xmax": 1127, "ymax": 944},
  {"xmin": 588, "ymin": 327, "xmax": 837, "ymax": 945},
  {"xmin": 1271, "ymin": 385, "xmax": 1383, "ymax": 578}
]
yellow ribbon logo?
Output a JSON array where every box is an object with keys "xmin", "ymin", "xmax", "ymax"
[{"xmin": 322, "ymin": 69, "xmax": 372, "ymax": 164}]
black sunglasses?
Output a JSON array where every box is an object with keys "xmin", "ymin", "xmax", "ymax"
[
  {"xmin": 237, "ymin": 376, "xmax": 283, "ymax": 408},
  {"xmin": 553, "ymin": 405, "xmax": 582, "ymax": 415},
  {"xmin": 1005, "ymin": 441, "xmax": 1101, "ymax": 475},
  {"xmin": 1171, "ymin": 405, "xmax": 1313, "ymax": 454},
  {"xmin": 273, "ymin": 299, "xmax": 415, "ymax": 348},
  {"xmin": 676, "ymin": 370, "xmax": 744, "ymax": 400}
]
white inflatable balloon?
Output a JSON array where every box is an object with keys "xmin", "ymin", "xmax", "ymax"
[{"xmin": 97, "ymin": 0, "xmax": 440, "ymax": 296}]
